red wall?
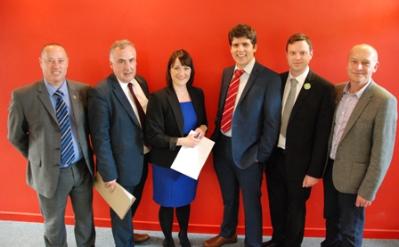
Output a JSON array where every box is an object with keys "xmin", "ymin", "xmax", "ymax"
[{"xmin": 1, "ymin": 0, "xmax": 398, "ymax": 238}]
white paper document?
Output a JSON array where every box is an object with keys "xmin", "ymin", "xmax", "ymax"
[{"xmin": 171, "ymin": 132, "xmax": 215, "ymax": 180}]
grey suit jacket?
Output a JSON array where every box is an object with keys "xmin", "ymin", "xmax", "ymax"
[
  {"xmin": 8, "ymin": 80, "xmax": 94, "ymax": 198},
  {"xmin": 332, "ymin": 82, "xmax": 397, "ymax": 201}
]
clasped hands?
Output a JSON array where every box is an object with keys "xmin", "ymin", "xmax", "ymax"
[{"xmin": 177, "ymin": 126, "xmax": 206, "ymax": 148}]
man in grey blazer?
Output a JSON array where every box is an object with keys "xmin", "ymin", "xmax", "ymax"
[
  {"xmin": 322, "ymin": 44, "xmax": 397, "ymax": 247},
  {"xmin": 8, "ymin": 44, "xmax": 95, "ymax": 247}
]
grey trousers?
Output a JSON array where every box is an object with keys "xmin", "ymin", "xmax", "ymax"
[{"xmin": 38, "ymin": 160, "xmax": 95, "ymax": 247}]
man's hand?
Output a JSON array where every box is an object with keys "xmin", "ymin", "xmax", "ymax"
[
  {"xmin": 302, "ymin": 175, "xmax": 320, "ymax": 188},
  {"xmin": 105, "ymin": 179, "xmax": 117, "ymax": 192},
  {"xmin": 355, "ymin": 195, "xmax": 372, "ymax": 208}
]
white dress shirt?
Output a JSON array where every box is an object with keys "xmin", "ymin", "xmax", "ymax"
[
  {"xmin": 118, "ymin": 78, "xmax": 150, "ymax": 154},
  {"xmin": 222, "ymin": 58, "xmax": 256, "ymax": 137},
  {"xmin": 277, "ymin": 66, "xmax": 309, "ymax": 149}
]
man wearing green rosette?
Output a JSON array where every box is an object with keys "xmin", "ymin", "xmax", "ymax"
[{"xmin": 263, "ymin": 33, "xmax": 336, "ymax": 247}]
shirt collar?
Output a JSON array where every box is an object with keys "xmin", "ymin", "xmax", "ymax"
[
  {"xmin": 288, "ymin": 66, "xmax": 309, "ymax": 84},
  {"xmin": 343, "ymin": 80, "xmax": 371, "ymax": 98},
  {"xmin": 116, "ymin": 76, "xmax": 137, "ymax": 90},
  {"xmin": 44, "ymin": 79, "xmax": 68, "ymax": 96},
  {"xmin": 234, "ymin": 58, "xmax": 256, "ymax": 75}
]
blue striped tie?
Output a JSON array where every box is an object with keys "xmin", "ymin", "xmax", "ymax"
[{"xmin": 54, "ymin": 90, "xmax": 75, "ymax": 168}]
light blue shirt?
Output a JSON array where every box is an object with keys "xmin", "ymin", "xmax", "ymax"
[
  {"xmin": 330, "ymin": 81, "xmax": 371, "ymax": 159},
  {"xmin": 44, "ymin": 80, "xmax": 82, "ymax": 166}
]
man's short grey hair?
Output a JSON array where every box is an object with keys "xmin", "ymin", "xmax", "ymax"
[{"xmin": 109, "ymin": 39, "xmax": 135, "ymax": 61}]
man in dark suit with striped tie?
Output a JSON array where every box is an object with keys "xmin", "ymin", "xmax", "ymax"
[
  {"xmin": 8, "ymin": 44, "xmax": 95, "ymax": 247},
  {"xmin": 204, "ymin": 24, "xmax": 281, "ymax": 247}
]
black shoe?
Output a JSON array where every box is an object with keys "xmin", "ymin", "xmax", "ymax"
[
  {"xmin": 163, "ymin": 238, "xmax": 175, "ymax": 247},
  {"xmin": 178, "ymin": 232, "xmax": 191, "ymax": 247},
  {"xmin": 262, "ymin": 239, "xmax": 281, "ymax": 247}
]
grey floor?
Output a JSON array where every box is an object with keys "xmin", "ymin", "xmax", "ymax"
[{"xmin": 0, "ymin": 220, "xmax": 398, "ymax": 247}]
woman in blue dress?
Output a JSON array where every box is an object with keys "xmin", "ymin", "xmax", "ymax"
[{"xmin": 145, "ymin": 49, "xmax": 208, "ymax": 247}]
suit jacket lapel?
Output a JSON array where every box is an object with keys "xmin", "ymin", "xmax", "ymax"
[
  {"xmin": 327, "ymin": 84, "xmax": 346, "ymax": 150},
  {"xmin": 219, "ymin": 67, "xmax": 234, "ymax": 113},
  {"xmin": 339, "ymin": 83, "xmax": 374, "ymax": 142},
  {"xmin": 237, "ymin": 63, "xmax": 259, "ymax": 105},
  {"xmin": 136, "ymin": 76, "xmax": 150, "ymax": 98},
  {"xmin": 188, "ymin": 87, "xmax": 202, "ymax": 125},
  {"xmin": 36, "ymin": 81, "xmax": 58, "ymax": 124},
  {"xmin": 166, "ymin": 88, "xmax": 184, "ymax": 136},
  {"xmin": 280, "ymin": 72, "xmax": 289, "ymax": 97},
  {"xmin": 110, "ymin": 75, "xmax": 141, "ymax": 127},
  {"xmin": 289, "ymin": 71, "xmax": 314, "ymax": 120},
  {"xmin": 67, "ymin": 81, "xmax": 83, "ymax": 128}
]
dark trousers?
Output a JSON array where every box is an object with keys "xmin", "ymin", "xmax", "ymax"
[
  {"xmin": 111, "ymin": 155, "xmax": 149, "ymax": 247},
  {"xmin": 213, "ymin": 134, "xmax": 263, "ymax": 247},
  {"xmin": 265, "ymin": 148, "xmax": 311, "ymax": 247},
  {"xmin": 321, "ymin": 159, "xmax": 365, "ymax": 247},
  {"xmin": 38, "ymin": 160, "xmax": 95, "ymax": 247}
]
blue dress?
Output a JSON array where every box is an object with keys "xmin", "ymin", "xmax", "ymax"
[{"xmin": 152, "ymin": 102, "xmax": 198, "ymax": 207}]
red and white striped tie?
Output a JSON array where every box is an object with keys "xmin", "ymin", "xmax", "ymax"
[{"xmin": 220, "ymin": 69, "xmax": 245, "ymax": 132}]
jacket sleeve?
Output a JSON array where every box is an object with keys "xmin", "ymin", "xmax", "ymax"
[
  {"xmin": 145, "ymin": 93, "xmax": 178, "ymax": 151},
  {"xmin": 87, "ymin": 87, "xmax": 118, "ymax": 182},
  {"xmin": 358, "ymin": 95, "xmax": 397, "ymax": 201},
  {"xmin": 8, "ymin": 90, "xmax": 29, "ymax": 158}
]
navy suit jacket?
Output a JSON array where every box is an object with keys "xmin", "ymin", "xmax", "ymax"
[
  {"xmin": 279, "ymin": 71, "xmax": 335, "ymax": 181},
  {"xmin": 88, "ymin": 74, "xmax": 149, "ymax": 186},
  {"xmin": 145, "ymin": 86, "xmax": 208, "ymax": 168},
  {"xmin": 212, "ymin": 62, "xmax": 282, "ymax": 169}
]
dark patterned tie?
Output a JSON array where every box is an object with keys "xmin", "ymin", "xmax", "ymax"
[
  {"xmin": 220, "ymin": 69, "xmax": 245, "ymax": 132},
  {"xmin": 54, "ymin": 90, "xmax": 75, "ymax": 167},
  {"xmin": 128, "ymin": 82, "xmax": 146, "ymax": 127}
]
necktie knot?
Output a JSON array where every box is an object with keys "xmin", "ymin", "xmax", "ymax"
[
  {"xmin": 290, "ymin": 78, "xmax": 298, "ymax": 87},
  {"xmin": 234, "ymin": 69, "xmax": 245, "ymax": 78},
  {"xmin": 54, "ymin": 89, "xmax": 64, "ymax": 98}
]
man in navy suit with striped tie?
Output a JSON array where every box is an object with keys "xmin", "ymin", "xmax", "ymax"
[{"xmin": 204, "ymin": 24, "xmax": 281, "ymax": 247}]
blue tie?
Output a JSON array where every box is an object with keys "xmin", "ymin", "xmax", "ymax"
[{"xmin": 54, "ymin": 90, "xmax": 75, "ymax": 168}]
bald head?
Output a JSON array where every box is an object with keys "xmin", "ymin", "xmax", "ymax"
[
  {"xmin": 349, "ymin": 44, "xmax": 378, "ymax": 63},
  {"xmin": 40, "ymin": 43, "xmax": 67, "ymax": 59},
  {"xmin": 39, "ymin": 44, "xmax": 69, "ymax": 87},
  {"xmin": 347, "ymin": 44, "xmax": 379, "ymax": 88}
]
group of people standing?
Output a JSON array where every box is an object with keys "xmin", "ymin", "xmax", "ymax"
[{"xmin": 7, "ymin": 23, "xmax": 397, "ymax": 247}]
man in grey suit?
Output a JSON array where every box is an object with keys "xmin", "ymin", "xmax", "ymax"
[
  {"xmin": 88, "ymin": 39, "xmax": 150, "ymax": 247},
  {"xmin": 322, "ymin": 44, "xmax": 397, "ymax": 247},
  {"xmin": 8, "ymin": 44, "xmax": 95, "ymax": 247}
]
